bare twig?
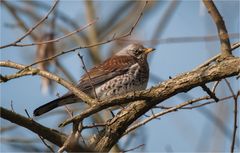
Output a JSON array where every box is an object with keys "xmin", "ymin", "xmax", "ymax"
[
  {"xmin": 224, "ymin": 79, "xmax": 237, "ymax": 99},
  {"xmin": 39, "ymin": 136, "xmax": 55, "ymax": 153},
  {"xmin": 224, "ymin": 79, "xmax": 238, "ymax": 153},
  {"xmin": 64, "ymin": 105, "xmax": 74, "ymax": 118},
  {"xmin": 203, "ymin": 0, "xmax": 232, "ymax": 57},
  {"xmin": 23, "ymin": 0, "xmax": 89, "ymax": 42},
  {"xmin": 124, "ymin": 96, "xmax": 209, "ymax": 135},
  {"xmin": 125, "ymin": 93, "xmax": 238, "ymax": 135},
  {"xmin": 183, "ymin": 94, "xmax": 238, "ymax": 109},
  {"xmin": 25, "ymin": 108, "xmax": 55, "ymax": 152},
  {"xmin": 211, "ymin": 80, "xmax": 220, "ymax": 93},
  {"xmin": 77, "ymin": 52, "xmax": 98, "ymax": 100},
  {"xmin": 121, "ymin": 144, "xmax": 144, "ymax": 152},
  {"xmin": 1, "ymin": 1, "xmax": 38, "ymax": 41},
  {"xmin": 157, "ymin": 94, "xmax": 237, "ymax": 110},
  {"xmin": 0, "ymin": 0, "xmax": 59, "ymax": 49},
  {"xmin": 24, "ymin": 109, "xmax": 31, "ymax": 118},
  {"xmin": 10, "ymin": 100, "xmax": 15, "ymax": 112},
  {"xmin": 12, "ymin": 19, "xmax": 97, "ymax": 47}
]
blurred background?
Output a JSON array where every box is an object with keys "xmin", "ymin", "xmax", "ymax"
[{"xmin": 1, "ymin": 0, "xmax": 239, "ymax": 152}]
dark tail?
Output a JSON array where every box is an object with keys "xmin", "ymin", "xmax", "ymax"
[{"xmin": 34, "ymin": 94, "xmax": 77, "ymax": 116}]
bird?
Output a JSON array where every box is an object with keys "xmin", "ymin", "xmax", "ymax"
[{"xmin": 33, "ymin": 43, "xmax": 155, "ymax": 116}]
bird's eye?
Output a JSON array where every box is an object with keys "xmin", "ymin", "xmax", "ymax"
[{"xmin": 134, "ymin": 49, "xmax": 142, "ymax": 55}]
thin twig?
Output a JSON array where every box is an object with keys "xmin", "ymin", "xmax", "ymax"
[
  {"xmin": 131, "ymin": 95, "xmax": 236, "ymax": 135},
  {"xmin": 64, "ymin": 105, "xmax": 74, "ymax": 118},
  {"xmin": 0, "ymin": 0, "xmax": 59, "ymax": 49},
  {"xmin": 24, "ymin": 108, "xmax": 55, "ymax": 152},
  {"xmin": 124, "ymin": 94, "xmax": 235, "ymax": 135},
  {"xmin": 178, "ymin": 94, "xmax": 236, "ymax": 109},
  {"xmin": 39, "ymin": 136, "xmax": 55, "ymax": 153},
  {"xmin": 211, "ymin": 80, "xmax": 220, "ymax": 93},
  {"xmin": 155, "ymin": 96, "xmax": 210, "ymax": 110},
  {"xmin": 10, "ymin": 100, "xmax": 15, "ymax": 112},
  {"xmin": 121, "ymin": 144, "xmax": 144, "ymax": 152},
  {"xmin": 23, "ymin": 0, "xmax": 89, "ymax": 42},
  {"xmin": 1, "ymin": 1, "xmax": 38, "ymax": 41},
  {"xmin": 77, "ymin": 52, "xmax": 99, "ymax": 100},
  {"xmin": 13, "ymin": 19, "xmax": 98, "ymax": 47},
  {"xmin": 224, "ymin": 79, "xmax": 237, "ymax": 99},
  {"xmin": 24, "ymin": 109, "xmax": 31, "ymax": 118},
  {"xmin": 224, "ymin": 79, "xmax": 238, "ymax": 153}
]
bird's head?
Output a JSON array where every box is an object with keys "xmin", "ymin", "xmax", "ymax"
[{"xmin": 116, "ymin": 43, "xmax": 155, "ymax": 59}]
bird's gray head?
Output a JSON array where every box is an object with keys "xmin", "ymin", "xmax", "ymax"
[{"xmin": 116, "ymin": 43, "xmax": 155, "ymax": 59}]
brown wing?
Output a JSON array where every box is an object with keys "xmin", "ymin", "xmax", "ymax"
[
  {"xmin": 33, "ymin": 55, "xmax": 137, "ymax": 116},
  {"xmin": 78, "ymin": 55, "xmax": 137, "ymax": 91}
]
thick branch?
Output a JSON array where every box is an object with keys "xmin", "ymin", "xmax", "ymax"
[
  {"xmin": 60, "ymin": 57, "xmax": 240, "ymax": 128},
  {"xmin": 0, "ymin": 107, "xmax": 89, "ymax": 152},
  {"xmin": 203, "ymin": 0, "xmax": 232, "ymax": 57},
  {"xmin": 91, "ymin": 57, "xmax": 240, "ymax": 151}
]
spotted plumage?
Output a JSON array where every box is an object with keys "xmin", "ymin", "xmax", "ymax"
[{"xmin": 34, "ymin": 44, "xmax": 155, "ymax": 116}]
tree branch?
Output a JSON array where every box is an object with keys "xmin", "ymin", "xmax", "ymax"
[
  {"xmin": 13, "ymin": 18, "xmax": 97, "ymax": 47},
  {"xmin": 203, "ymin": 0, "xmax": 232, "ymax": 57},
  {"xmin": 0, "ymin": 61, "xmax": 96, "ymax": 106},
  {"xmin": 0, "ymin": 107, "xmax": 89, "ymax": 152}
]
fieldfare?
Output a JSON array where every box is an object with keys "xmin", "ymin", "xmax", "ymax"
[{"xmin": 34, "ymin": 44, "xmax": 155, "ymax": 116}]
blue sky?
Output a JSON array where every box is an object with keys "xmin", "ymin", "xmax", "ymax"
[{"xmin": 1, "ymin": 0, "xmax": 239, "ymax": 152}]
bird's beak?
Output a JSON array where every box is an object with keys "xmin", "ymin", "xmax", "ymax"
[{"xmin": 144, "ymin": 48, "xmax": 156, "ymax": 54}]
